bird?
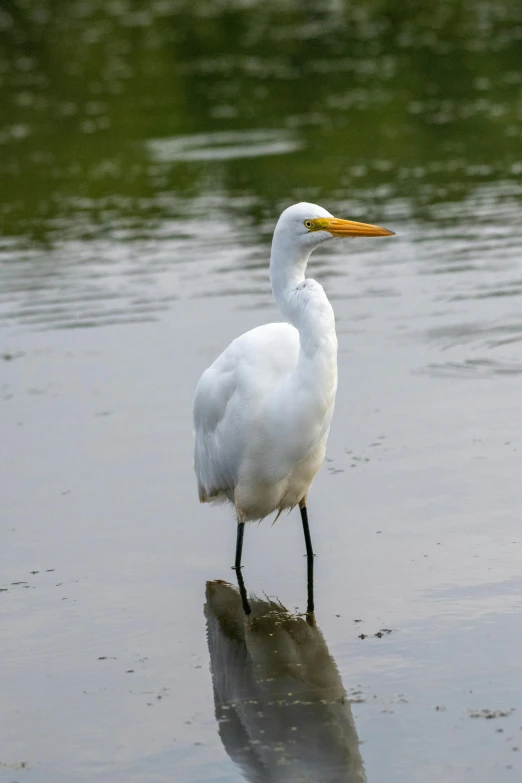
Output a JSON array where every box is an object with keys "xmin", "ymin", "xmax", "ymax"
[
  {"xmin": 193, "ymin": 202, "xmax": 394, "ymax": 608},
  {"xmin": 205, "ymin": 578, "xmax": 367, "ymax": 783}
]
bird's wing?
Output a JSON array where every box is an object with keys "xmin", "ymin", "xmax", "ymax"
[{"xmin": 193, "ymin": 322, "xmax": 299, "ymax": 502}]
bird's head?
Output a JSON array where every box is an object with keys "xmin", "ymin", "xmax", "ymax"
[{"xmin": 274, "ymin": 201, "xmax": 395, "ymax": 252}]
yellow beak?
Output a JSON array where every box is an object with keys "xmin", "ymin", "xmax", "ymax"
[{"xmin": 313, "ymin": 217, "xmax": 395, "ymax": 237}]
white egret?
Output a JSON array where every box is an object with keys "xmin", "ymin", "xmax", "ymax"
[{"xmin": 194, "ymin": 202, "xmax": 394, "ymax": 607}]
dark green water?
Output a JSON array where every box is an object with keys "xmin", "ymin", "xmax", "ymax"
[
  {"xmin": 2, "ymin": 2, "xmax": 522, "ymax": 782},
  {"xmin": 1, "ymin": 0, "xmax": 522, "ymax": 241}
]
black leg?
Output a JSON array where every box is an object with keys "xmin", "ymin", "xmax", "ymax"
[
  {"xmin": 233, "ymin": 521, "xmax": 245, "ymax": 571},
  {"xmin": 300, "ymin": 504, "xmax": 315, "ymax": 614},
  {"xmin": 236, "ymin": 565, "xmax": 251, "ymax": 616}
]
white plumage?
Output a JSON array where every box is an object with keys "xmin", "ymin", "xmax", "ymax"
[{"xmin": 193, "ymin": 202, "xmax": 394, "ymax": 533}]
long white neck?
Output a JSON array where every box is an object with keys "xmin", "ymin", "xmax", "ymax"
[
  {"xmin": 267, "ymin": 230, "xmax": 338, "ymax": 473},
  {"xmin": 269, "ymin": 232, "xmax": 309, "ymax": 323},
  {"xmin": 269, "ymin": 231, "xmax": 337, "ymax": 356}
]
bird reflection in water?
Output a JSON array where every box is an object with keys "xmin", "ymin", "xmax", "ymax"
[{"xmin": 205, "ymin": 578, "xmax": 366, "ymax": 783}]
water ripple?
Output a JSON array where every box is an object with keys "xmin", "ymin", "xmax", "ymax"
[
  {"xmin": 147, "ymin": 129, "xmax": 303, "ymax": 163},
  {"xmin": 1, "ymin": 182, "xmax": 522, "ymax": 347},
  {"xmin": 423, "ymin": 359, "xmax": 522, "ymax": 378}
]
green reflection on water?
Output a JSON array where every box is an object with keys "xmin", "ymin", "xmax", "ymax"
[{"xmin": 0, "ymin": 0, "xmax": 521, "ymax": 240}]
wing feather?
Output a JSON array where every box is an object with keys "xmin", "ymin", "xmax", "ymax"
[{"xmin": 193, "ymin": 322, "xmax": 299, "ymax": 503}]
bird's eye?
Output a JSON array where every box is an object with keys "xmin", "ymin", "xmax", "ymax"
[{"xmin": 304, "ymin": 220, "xmax": 313, "ymax": 229}]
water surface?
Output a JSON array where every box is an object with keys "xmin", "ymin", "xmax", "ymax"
[{"xmin": 1, "ymin": 1, "xmax": 522, "ymax": 781}]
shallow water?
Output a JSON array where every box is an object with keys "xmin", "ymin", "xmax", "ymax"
[{"xmin": 2, "ymin": 1, "xmax": 522, "ymax": 781}]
